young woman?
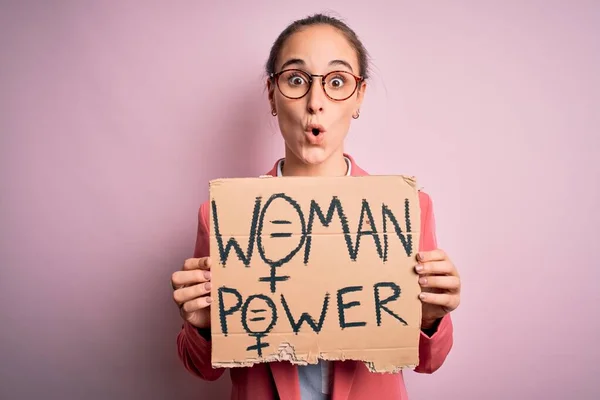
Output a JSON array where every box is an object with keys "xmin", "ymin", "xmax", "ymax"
[{"xmin": 171, "ymin": 13, "xmax": 461, "ymax": 400}]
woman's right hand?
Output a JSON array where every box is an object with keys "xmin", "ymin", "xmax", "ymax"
[{"xmin": 172, "ymin": 256, "xmax": 212, "ymax": 328}]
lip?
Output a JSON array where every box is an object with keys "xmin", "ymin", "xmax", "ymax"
[{"xmin": 304, "ymin": 123, "xmax": 326, "ymax": 145}]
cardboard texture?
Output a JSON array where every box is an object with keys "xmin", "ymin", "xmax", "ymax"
[{"xmin": 208, "ymin": 175, "xmax": 422, "ymax": 373}]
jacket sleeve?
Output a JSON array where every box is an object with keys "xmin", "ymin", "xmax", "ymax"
[
  {"xmin": 413, "ymin": 192, "xmax": 454, "ymax": 374},
  {"xmin": 176, "ymin": 201, "xmax": 226, "ymax": 381}
]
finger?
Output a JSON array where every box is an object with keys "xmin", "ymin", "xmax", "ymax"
[
  {"xmin": 181, "ymin": 295, "xmax": 213, "ymax": 314},
  {"xmin": 172, "ymin": 269, "xmax": 211, "ymax": 288},
  {"xmin": 418, "ymin": 292, "xmax": 459, "ymax": 310},
  {"xmin": 173, "ymin": 281, "xmax": 212, "ymax": 305},
  {"xmin": 182, "ymin": 257, "xmax": 212, "ymax": 271},
  {"xmin": 418, "ymin": 275, "xmax": 460, "ymax": 291},
  {"xmin": 415, "ymin": 260, "xmax": 457, "ymax": 276},
  {"xmin": 417, "ymin": 249, "xmax": 447, "ymax": 263}
]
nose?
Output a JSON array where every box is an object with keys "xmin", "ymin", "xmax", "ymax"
[{"xmin": 306, "ymin": 78, "xmax": 326, "ymax": 114}]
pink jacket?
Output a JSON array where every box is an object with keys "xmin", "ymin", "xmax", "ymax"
[{"xmin": 177, "ymin": 154, "xmax": 454, "ymax": 399}]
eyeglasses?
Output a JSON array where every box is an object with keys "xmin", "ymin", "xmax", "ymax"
[{"xmin": 270, "ymin": 69, "xmax": 364, "ymax": 101}]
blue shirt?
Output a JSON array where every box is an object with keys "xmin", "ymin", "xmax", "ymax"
[{"xmin": 298, "ymin": 361, "xmax": 331, "ymax": 399}]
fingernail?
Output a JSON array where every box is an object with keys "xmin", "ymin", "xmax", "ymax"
[
  {"xmin": 415, "ymin": 265, "xmax": 424, "ymax": 272},
  {"xmin": 204, "ymin": 271, "xmax": 211, "ymax": 280},
  {"xmin": 206, "ymin": 297, "xmax": 213, "ymax": 304},
  {"xmin": 419, "ymin": 293, "xmax": 426, "ymax": 300},
  {"xmin": 417, "ymin": 252, "xmax": 423, "ymax": 261},
  {"xmin": 204, "ymin": 282, "xmax": 212, "ymax": 290},
  {"xmin": 419, "ymin": 277, "xmax": 427, "ymax": 285}
]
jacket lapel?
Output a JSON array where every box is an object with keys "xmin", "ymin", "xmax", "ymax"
[
  {"xmin": 345, "ymin": 153, "xmax": 368, "ymax": 177},
  {"xmin": 331, "ymin": 361, "xmax": 358, "ymax": 400},
  {"xmin": 270, "ymin": 361, "xmax": 301, "ymax": 400}
]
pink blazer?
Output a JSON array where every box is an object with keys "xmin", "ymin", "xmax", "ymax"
[{"xmin": 177, "ymin": 154, "xmax": 454, "ymax": 400}]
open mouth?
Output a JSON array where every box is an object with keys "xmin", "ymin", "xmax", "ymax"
[
  {"xmin": 307, "ymin": 124, "xmax": 326, "ymax": 135},
  {"xmin": 305, "ymin": 124, "xmax": 326, "ymax": 144}
]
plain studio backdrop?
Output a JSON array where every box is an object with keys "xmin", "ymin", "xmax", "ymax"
[{"xmin": 1, "ymin": 1, "xmax": 598, "ymax": 399}]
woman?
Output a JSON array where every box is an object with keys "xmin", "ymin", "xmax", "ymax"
[{"xmin": 171, "ymin": 13, "xmax": 461, "ymax": 400}]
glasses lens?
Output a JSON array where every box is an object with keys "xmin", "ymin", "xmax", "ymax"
[
  {"xmin": 277, "ymin": 70, "xmax": 311, "ymax": 99},
  {"xmin": 276, "ymin": 70, "xmax": 359, "ymax": 100},
  {"xmin": 323, "ymin": 71, "xmax": 358, "ymax": 100}
]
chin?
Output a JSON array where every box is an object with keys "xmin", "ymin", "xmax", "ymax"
[{"xmin": 298, "ymin": 147, "xmax": 330, "ymax": 165}]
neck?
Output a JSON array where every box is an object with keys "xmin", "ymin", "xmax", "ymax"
[{"xmin": 281, "ymin": 147, "xmax": 348, "ymax": 177}]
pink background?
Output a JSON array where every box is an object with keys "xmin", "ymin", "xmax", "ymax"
[{"xmin": 1, "ymin": 1, "xmax": 598, "ymax": 399}]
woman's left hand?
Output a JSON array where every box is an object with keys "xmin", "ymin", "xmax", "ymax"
[{"xmin": 415, "ymin": 249, "xmax": 461, "ymax": 330}]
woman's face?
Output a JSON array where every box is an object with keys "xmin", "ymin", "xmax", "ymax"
[{"xmin": 268, "ymin": 24, "xmax": 366, "ymax": 166}]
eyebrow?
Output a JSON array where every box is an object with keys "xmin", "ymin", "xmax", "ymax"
[{"xmin": 279, "ymin": 58, "xmax": 355, "ymax": 73}]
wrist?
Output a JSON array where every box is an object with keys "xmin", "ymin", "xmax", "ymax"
[{"xmin": 421, "ymin": 317, "xmax": 441, "ymax": 334}]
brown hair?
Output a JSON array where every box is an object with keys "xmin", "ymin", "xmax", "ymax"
[{"xmin": 265, "ymin": 13, "xmax": 371, "ymax": 80}]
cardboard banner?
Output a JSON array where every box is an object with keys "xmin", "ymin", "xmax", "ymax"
[{"xmin": 208, "ymin": 175, "xmax": 422, "ymax": 373}]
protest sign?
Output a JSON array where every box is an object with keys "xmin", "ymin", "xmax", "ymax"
[{"xmin": 209, "ymin": 175, "xmax": 422, "ymax": 373}]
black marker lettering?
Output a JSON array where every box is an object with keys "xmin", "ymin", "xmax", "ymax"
[
  {"xmin": 353, "ymin": 199, "xmax": 383, "ymax": 260},
  {"xmin": 241, "ymin": 294, "xmax": 278, "ymax": 357},
  {"xmin": 373, "ymin": 282, "xmax": 407, "ymax": 326},
  {"xmin": 217, "ymin": 286, "xmax": 242, "ymax": 336},
  {"xmin": 382, "ymin": 199, "xmax": 413, "ymax": 260},
  {"xmin": 247, "ymin": 333, "xmax": 269, "ymax": 357},
  {"xmin": 336, "ymin": 286, "xmax": 366, "ymax": 329},
  {"xmin": 212, "ymin": 197, "xmax": 262, "ymax": 267},
  {"xmin": 258, "ymin": 275, "xmax": 291, "ymax": 291},
  {"xmin": 213, "ymin": 194, "xmax": 414, "ymax": 288},
  {"xmin": 271, "ymin": 220, "xmax": 291, "ymax": 225},
  {"xmin": 281, "ymin": 292, "xmax": 330, "ymax": 334},
  {"xmin": 270, "ymin": 232, "xmax": 293, "ymax": 238},
  {"xmin": 304, "ymin": 197, "xmax": 353, "ymax": 264},
  {"xmin": 257, "ymin": 193, "xmax": 307, "ymax": 293},
  {"xmin": 241, "ymin": 295, "xmax": 278, "ymax": 333}
]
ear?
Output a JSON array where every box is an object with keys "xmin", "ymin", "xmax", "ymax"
[
  {"xmin": 356, "ymin": 81, "xmax": 367, "ymax": 107},
  {"xmin": 267, "ymin": 78, "xmax": 276, "ymax": 110}
]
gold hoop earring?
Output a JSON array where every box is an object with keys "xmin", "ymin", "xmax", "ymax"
[
  {"xmin": 271, "ymin": 109, "xmax": 277, "ymax": 116},
  {"xmin": 352, "ymin": 110, "xmax": 360, "ymax": 119}
]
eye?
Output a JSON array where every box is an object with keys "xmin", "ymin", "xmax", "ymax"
[
  {"xmin": 288, "ymin": 74, "xmax": 307, "ymax": 86},
  {"xmin": 328, "ymin": 75, "xmax": 346, "ymax": 89}
]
